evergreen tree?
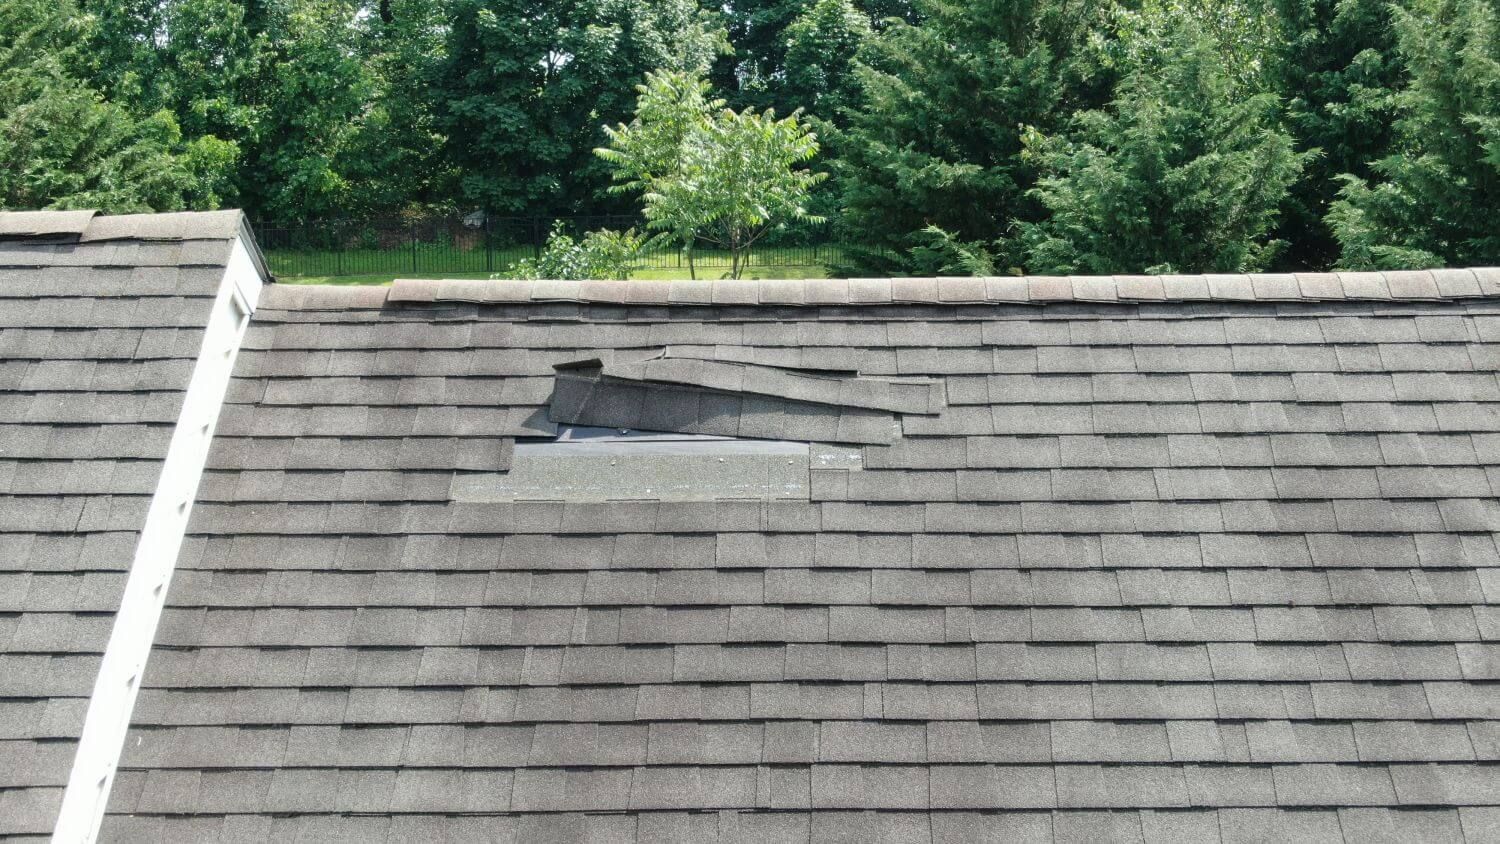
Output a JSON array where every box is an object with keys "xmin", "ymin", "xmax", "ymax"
[
  {"xmin": 825, "ymin": 0, "xmax": 1124, "ymax": 275},
  {"xmin": 1016, "ymin": 13, "xmax": 1309, "ymax": 273},
  {"xmin": 1268, "ymin": 0, "xmax": 1402, "ymax": 269},
  {"xmin": 1328, "ymin": 0, "xmax": 1500, "ymax": 268}
]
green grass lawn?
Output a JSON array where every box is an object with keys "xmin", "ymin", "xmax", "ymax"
[
  {"xmin": 278, "ymin": 271, "xmax": 496, "ymax": 286},
  {"xmin": 266, "ymin": 243, "xmax": 841, "ymax": 285}
]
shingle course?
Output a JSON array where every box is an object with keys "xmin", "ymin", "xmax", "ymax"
[
  {"xmin": 63, "ymin": 264, "xmax": 1500, "ymax": 837},
  {"xmin": 1, "ymin": 212, "xmax": 251, "ymax": 832}
]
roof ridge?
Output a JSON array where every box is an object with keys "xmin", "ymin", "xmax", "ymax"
[
  {"xmin": 79, "ymin": 209, "xmax": 247, "ymax": 242},
  {"xmin": 365, "ymin": 269, "xmax": 1500, "ymax": 307},
  {"xmin": 0, "ymin": 208, "xmax": 252, "ymax": 242},
  {"xmin": 0, "ymin": 209, "xmax": 98, "ymax": 239}
]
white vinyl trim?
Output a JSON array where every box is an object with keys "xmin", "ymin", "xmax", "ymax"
[{"xmin": 53, "ymin": 236, "xmax": 264, "ymax": 843}]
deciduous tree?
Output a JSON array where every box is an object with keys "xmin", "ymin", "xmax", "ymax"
[
  {"xmin": 433, "ymin": 0, "xmax": 726, "ymax": 216},
  {"xmin": 599, "ymin": 70, "xmax": 825, "ymax": 279},
  {"xmin": 782, "ymin": 0, "xmax": 873, "ymax": 121},
  {"xmin": 0, "ymin": 0, "xmax": 222, "ymax": 211}
]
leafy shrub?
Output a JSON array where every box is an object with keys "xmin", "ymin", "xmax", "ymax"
[{"xmin": 508, "ymin": 222, "xmax": 662, "ymax": 280}]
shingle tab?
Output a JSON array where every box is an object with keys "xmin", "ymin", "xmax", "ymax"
[
  {"xmin": 1, "ymin": 211, "xmax": 253, "ymax": 835},
  {"xmin": 76, "ymin": 262, "xmax": 1500, "ymax": 839}
]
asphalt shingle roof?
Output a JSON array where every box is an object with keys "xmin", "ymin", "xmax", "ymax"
[
  {"xmin": 0, "ymin": 210, "xmax": 247, "ymax": 837},
  {"xmin": 79, "ymin": 268, "xmax": 1500, "ymax": 840}
]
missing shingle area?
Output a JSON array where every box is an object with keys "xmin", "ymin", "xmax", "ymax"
[
  {"xmin": 449, "ymin": 426, "xmax": 860, "ymax": 503},
  {"xmin": 448, "ymin": 351, "xmax": 938, "ymax": 502}
]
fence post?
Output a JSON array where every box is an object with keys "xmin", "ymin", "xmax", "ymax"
[
  {"xmin": 533, "ymin": 217, "xmax": 543, "ymax": 261},
  {"xmin": 484, "ymin": 215, "xmax": 493, "ymax": 274},
  {"xmin": 411, "ymin": 223, "xmax": 418, "ymax": 274}
]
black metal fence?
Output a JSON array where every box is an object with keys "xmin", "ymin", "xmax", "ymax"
[{"xmin": 253, "ymin": 214, "xmax": 852, "ymax": 278}]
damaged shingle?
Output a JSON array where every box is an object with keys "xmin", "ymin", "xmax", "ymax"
[{"xmin": 39, "ymin": 257, "xmax": 1500, "ymax": 839}]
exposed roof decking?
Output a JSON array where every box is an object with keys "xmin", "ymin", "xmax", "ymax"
[{"xmin": 101, "ymin": 280, "xmax": 1500, "ymax": 840}]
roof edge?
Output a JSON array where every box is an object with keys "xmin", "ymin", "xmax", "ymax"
[
  {"xmin": 236, "ymin": 212, "xmax": 273, "ymax": 284},
  {"xmin": 80, "ymin": 209, "xmax": 247, "ymax": 243},
  {"xmin": 260, "ymin": 269, "xmax": 1500, "ymax": 311},
  {"xmin": 372, "ymin": 270, "xmax": 1500, "ymax": 307},
  {"xmin": 0, "ymin": 209, "xmax": 98, "ymax": 239}
]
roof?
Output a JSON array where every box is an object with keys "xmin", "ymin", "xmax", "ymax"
[
  {"xmin": 0, "ymin": 210, "xmax": 256, "ymax": 835},
  {"xmin": 92, "ymin": 267, "xmax": 1500, "ymax": 840}
]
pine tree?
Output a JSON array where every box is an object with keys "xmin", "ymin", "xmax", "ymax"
[
  {"xmin": 1016, "ymin": 13, "xmax": 1309, "ymax": 274},
  {"xmin": 1328, "ymin": 0, "xmax": 1500, "ymax": 268},
  {"xmin": 1267, "ymin": 0, "xmax": 1402, "ymax": 269},
  {"xmin": 825, "ymin": 0, "xmax": 1123, "ymax": 275}
]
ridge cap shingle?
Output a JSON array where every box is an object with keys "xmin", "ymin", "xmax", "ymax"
[
  {"xmin": 363, "ymin": 269, "xmax": 1500, "ymax": 307},
  {"xmin": 0, "ymin": 209, "xmax": 98, "ymax": 239},
  {"xmin": 79, "ymin": 210, "xmax": 247, "ymax": 243}
]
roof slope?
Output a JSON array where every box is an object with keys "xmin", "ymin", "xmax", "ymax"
[
  {"xmin": 0, "ymin": 210, "xmax": 247, "ymax": 836},
  {"xmin": 106, "ymin": 273, "xmax": 1500, "ymax": 841}
]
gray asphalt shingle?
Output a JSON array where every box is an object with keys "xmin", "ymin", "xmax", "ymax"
[
  {"xmin": 24, "ymin": 260, "xmax": 1490, "ymax": 839},
  {"xmin": 0, "ymin": 210, "xmax": 247, "ymax": 836}
]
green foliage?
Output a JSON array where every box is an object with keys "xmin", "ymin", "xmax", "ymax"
[
  {"xmin": 1016, "ymin": 14, "xmax": 1310, "ymax": 274},
  {"xmin": 710, "ymin": 0, "xmax": 918, "ymax": 114},
  {"xmin": 711, "ymin": 0, "xmax": 814, "ymax": 109},
  {"xmin": 83, "ymin": 0, "xmax": 259, "ymax": 209},
  {"xmin": 509, "ymin": 222, "xmax": 662, "ymax": 279},
  {"xmin": 598, "ymin": 70, "xmax": 826, "ymax": 279},
  {"xmin": 660, "ymin": 105, "xmax": 827, "ymax": 279},
  {"xmin": 825, "ymin": 0, "xmax": 1126, "ymax": 275},
  {"xmin": 337, "ymin": 0, "xmax": 452, "ymax": 216},
  {"xmin": 1268, "ymin": 0, "xmax": 1402, "ymax": 268},
  {"xmin": 0, "ymin": 0, "xmax": 217, "ymax": 211},
  {"xmin": 248, "ymin": 0, "xmax": 373, "ymax": 220},
  {"xmin": 597, "ymin": 72, "xmax": 723, "ymax": 199},
  {"xmin": 5, "ymin": 0, "xmax": 1498, "ymax": 276},
  {"xmin": 909, "ymin": 225, "xmax": 998, "ymax": 276},
  {"xmin": 432, "ymin": 0, "xmax": 727, "ymax": 216},
  {"xmin": 783, "ymin": 0, "xmax": 874, "ymax": 121},
  {"xmin": 1328, "ymin": 0, "xmax": 1500, "ymax": 269},
  {"xmin": 74, "ymin": 0, "xmax": 379, "ymax": 219}
]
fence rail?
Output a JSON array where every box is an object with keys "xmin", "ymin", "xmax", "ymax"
[{"xmin": 253, "ymin": 215, "xmax": 853, "ymax": 278}]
